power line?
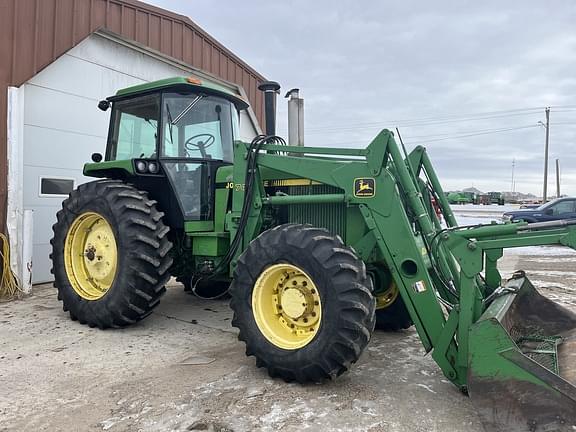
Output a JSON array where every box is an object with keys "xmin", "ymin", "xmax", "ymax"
[
  {"xmin": 398, "ymin": 124, "xmax": 541, "ymax": 140},
  {"xmin": 306, "ymin": 105, "xmax": 576, "ymax": 134},
  {"xmin": 306, "ymin": 111, "xmax": 544, "ymax": 134},
  {"xmin": 315, "ymin": 124, "xmax": 540, "ymax": 147},
  {"xmin": 403, "ymin": 121, "xmax": 575, "ymax": 141},
  {"xmin": 307, "ymin": 109, "xmax": 543, "ymax": 133},
  {"xmin": 405, "ymin": 125, "xmax": 540, "ymax": 145}
]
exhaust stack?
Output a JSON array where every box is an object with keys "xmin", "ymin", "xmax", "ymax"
[
  {"xmin": 285, "ymin": 88, "xmax": 304, "ymax": 146},
  {"xmin": 258, "ymin": 81, "xmax": 281, "ymax": 136}
]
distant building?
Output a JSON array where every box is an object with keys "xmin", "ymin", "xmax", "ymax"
[{"xmin": 0, "ymin": 0, "xmax": 266, "ymax": 284}]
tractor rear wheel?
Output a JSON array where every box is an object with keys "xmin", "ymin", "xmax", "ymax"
[
  {"xmin": 51, "ymin": 180, "xmax": 173, "ymax": 328},
  {"xmin": 230, "ymin": 224, "xmax": 375, "ymax": 383}
]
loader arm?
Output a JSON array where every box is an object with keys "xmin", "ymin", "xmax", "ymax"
[
  {"xmin": 230, "ymin": 129, "xmax": 576, "ymax": 430},
  {"xmin": 231, "ymin": 131, "xmax": 455, "ymax": 358}
]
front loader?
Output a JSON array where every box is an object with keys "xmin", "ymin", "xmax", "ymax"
[{"xmin": 51, "ymin": 77, "xmax": 576, "ymax": 431}]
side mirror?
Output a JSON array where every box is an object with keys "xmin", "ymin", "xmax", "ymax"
[
  {"xmin": 544, "ymin": 208, "xmax": 553, "ymax": 215},
  {"xmin": 98, "ymin": 100, "xmax": 111, "ymax": 111},
  {"xmin": 91, "ymin": 153, "xmax": 103, "ymax": 163}
]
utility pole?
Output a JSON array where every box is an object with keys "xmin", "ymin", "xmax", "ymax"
[
  {"xmin": 542, "ymin": 107, "xmax": 550, "ymax": 202},
  {"xmin": 511, "ymin": 158, "xmax": 515, "ymax": 193},
  {"xmin": 556, "ymin": 158, "xmax": 561, "ymax": 198}
]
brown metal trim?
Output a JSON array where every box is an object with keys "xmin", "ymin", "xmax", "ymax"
[{"xmin": 0, "ymin": 0, "xmax": 268, "ymax": 235}]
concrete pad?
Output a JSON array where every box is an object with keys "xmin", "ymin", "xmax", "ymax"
[
  {"xmin": 1, "ymin": 246, "xmax": 573, "ymax": 431},
  {"xmin": 0, "ymin": 282, "xmax": 482, "ymax": 432}
]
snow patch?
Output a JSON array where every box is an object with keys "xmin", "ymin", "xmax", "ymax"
[{"xmin": 415, "ymin": 383, "xmax": 437, "ymax": 394}]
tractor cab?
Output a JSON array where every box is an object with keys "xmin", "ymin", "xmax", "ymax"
[{"xmin": 87, "ymin": 77, "xmax": 248, "ymax": 228}]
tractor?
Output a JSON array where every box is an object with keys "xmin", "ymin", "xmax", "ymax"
[
  {"xmin": 488, "ymin": 191, "xmax": 506, "ymax": 205},
  {"xmin": 51, "ymin": 76, "xmax": 576, "ymax": 431}
]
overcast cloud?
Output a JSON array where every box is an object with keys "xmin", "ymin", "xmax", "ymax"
[{"xmin": 149, "ymin": 0, "xmax": 576, "ymax": 196}]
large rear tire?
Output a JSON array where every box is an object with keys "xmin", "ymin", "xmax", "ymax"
[
  {"xmin": 51, "ymin": 180, "xmax": 173, "ymax": 328},
  {"xmin": 230, "ymin": 224, "xmax": 376, "ymax": 383}
]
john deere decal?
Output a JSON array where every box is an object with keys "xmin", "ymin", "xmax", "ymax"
[{"xmin": 354, "ymin": 178, "xmax": 375, "ymax": 197}]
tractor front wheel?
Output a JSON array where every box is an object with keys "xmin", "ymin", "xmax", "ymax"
[
  {"xmin": 230, "ymin": 224, "xmax": 375, "ymax": 383},
  {"xmin": 369, "ymin": 266, "xmax": 413, "ymax": 331},
  {"xmin": 51, "ymin": 180, "xmax": 173, "ymax": 328},
  {"xmin": 374, "ymin": 284, "xmax": 413, "ymax": 331}
]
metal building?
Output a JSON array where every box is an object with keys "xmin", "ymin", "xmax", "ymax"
[{"xmin": 0, "ymin": 0, "xmax": 267, "ymax": 286}]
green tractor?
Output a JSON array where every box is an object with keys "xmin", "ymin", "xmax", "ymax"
[
  {"xmin": 489, "ymin": 191, "xmax": 506, "ymax": 205},
  {"xmin": 447, "ymin": 191, "xmax": 474, "ymax": 204},
  {"xmin": 51, "ymin": 77, "xmax": 576, "ymax": 431}
]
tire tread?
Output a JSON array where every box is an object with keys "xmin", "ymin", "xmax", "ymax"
[
  {"xmin": 51, "ymin": 180, "xmax": 172, "ymax": 329},
  {"xmin": 230, "ymin": 223, "xmax": 375, "ymax": 383}
]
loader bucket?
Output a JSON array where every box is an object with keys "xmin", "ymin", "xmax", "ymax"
[{"xmin": 468, "ymin": 275, "xmax": 576, "ymax": 432}]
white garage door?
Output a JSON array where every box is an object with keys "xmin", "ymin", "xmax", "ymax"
[{"xmin": 23, "ymin": 33, "xmax": 258, "ymax": 283}]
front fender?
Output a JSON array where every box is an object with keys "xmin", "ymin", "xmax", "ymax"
[{"xmin": 83, "ymin": 160, "xmax": 135, "ymax": 179}]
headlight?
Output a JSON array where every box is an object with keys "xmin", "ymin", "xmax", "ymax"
[
  {"xmin": 136, "ymin": 161, "xmax": 148, "ymax": 173},
  {"xmin": 148, "ymin": 162, "xmax": 159, "ymax": 174}
]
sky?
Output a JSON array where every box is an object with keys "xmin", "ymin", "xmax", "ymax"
[{"xmin": 148, "ymin": 0, "xmax": 576, "ymax": 196}]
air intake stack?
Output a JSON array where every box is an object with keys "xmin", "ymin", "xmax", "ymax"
[{"xmin": 258, "ymin": 81, "xmax": 281, "ymax": 136}]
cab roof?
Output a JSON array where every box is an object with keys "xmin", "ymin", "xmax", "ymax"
[{"xmin": 109, "ymin": 76, "xmax": 249, "ymax": 110}]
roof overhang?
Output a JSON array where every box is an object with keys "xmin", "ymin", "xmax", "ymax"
[{"xmin": 94, "ymin": 30, "xmax": 262, "ymax": 132}]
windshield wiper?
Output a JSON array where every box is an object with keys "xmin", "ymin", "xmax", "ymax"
[
  {"xmin": 171, "ymin": 95, "xmax": 204, "ymax": 125},
  {"xmin": 165, "ymin": 104, "xmax": 174, "ymax": 144}
]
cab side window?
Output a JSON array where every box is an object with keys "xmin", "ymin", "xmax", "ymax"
[{"xmin": 109, "ymin": 94, "xmax": 160, "ymax": 160}]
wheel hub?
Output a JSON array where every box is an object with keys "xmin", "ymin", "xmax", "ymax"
[
  {"xmin": 64, "ymin": 212, "xmax": 118, "ymax": 300},
  {"xmin": 280, "ymin": 287, "xmax": 307, "ymax": 319},
  {"xmin": 375, "ymin": 281, "xmax": 399, "ymax": 309},
  {"xmin": 252, "ymin": 264, "xmax": 322, "ymax": 350},
  {"xmin": 82, "ymin": 225, "xmax": 115, "ymax": 281}
]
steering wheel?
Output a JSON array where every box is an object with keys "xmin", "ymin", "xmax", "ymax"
[{"xmin": 184, "ymin": 134, "xmax": 215, "ymax": 158}]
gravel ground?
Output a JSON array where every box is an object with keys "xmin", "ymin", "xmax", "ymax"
[{"xmin": 0, "ymin": 245, "xmax": 574, "ymax": 432}]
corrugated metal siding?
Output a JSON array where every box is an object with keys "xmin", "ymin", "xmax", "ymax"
[{"xmin": 0, "ymin": 0, "xmax": 267, "ymax": 232}]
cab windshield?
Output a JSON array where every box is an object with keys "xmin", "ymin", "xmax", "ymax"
[{"xmin": 162, "ymin": 93, "xmax": 234, "ymax": 162}]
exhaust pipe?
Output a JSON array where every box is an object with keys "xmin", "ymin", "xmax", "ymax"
[
  {"xmin": 285, "ymin": 88, "xmax": 304, "ymax": 146},
  {"xmin": 258, "ymin": 81, "xmax": 281, "ymax": 136}
]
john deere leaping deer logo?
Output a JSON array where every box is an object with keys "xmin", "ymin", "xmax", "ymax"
[{"xmin": 354, "ymin": 178, "xmax": 375, "ymax": 197}]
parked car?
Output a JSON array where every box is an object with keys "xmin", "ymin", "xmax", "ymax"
[
  {"xmin": 502, "ymin": 197, "xmax": 576, "ymax": 223},
  {"xmin": 519, "ymin": 203, "xmax": 540, "ymax": 209}
]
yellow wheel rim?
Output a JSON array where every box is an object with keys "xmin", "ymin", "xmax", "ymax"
[
  {"xmin": 64, "ymin": 212, "xmax": 118, "ymax": 300},
  {"xmin": 252, "ymin": 264, "xmax": 322, "ymax": 350},
  {"xmin": 375, "ymin": 281, "xmax": 399, "ymax": 309}
]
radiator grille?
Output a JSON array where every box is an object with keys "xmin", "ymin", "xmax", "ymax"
[{"xmin": 273, "ymin": 184, "xmax": 347, "ymax": 240}]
